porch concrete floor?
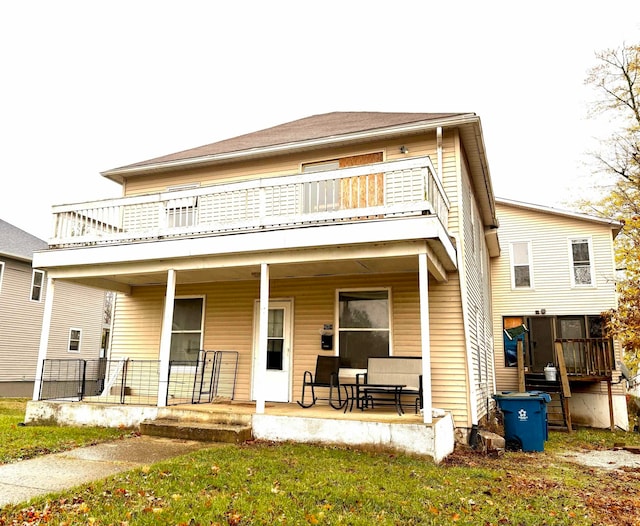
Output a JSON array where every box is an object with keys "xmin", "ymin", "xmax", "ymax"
[{"xmin": 169, "ymin": 399, "xmax": 425, "ymax": 424}]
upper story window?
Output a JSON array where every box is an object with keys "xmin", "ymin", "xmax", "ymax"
[
  {"xmin": 31, "ymin": 269, "xmax": 45, "ymax": 301},
  {"xmin": 0, "ymin": 262, "xmax": 4, "ymax": 295},
  {"xmin": 337, "ymin": 289, "xmax": 390, "ymax": 369},
  {"xmin": 509, "ymin": 241, "xmax": 532, "ymax": 289},
  {"xmin": 301, "ymin": 153, "xmax": 384, "ymax": 214},
  {"xmin": 166, "ymin": 184, "xmax": 200, "ymax": 228},
  {"xmin": 570, "ymin": 238, "xmax": 594, "ymax": 286},
  {"xmin": 68, "ymin": 328, "xmax": 82, "ymax": 352},
  {"xmin": 302, "ymin": 160, "xmax": 340, "ymax": 213}
]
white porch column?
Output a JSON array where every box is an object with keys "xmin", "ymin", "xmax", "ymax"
[
  {"xmin": 418, "ymin": 253, "xmax": 433, "ymax": 424},
  {"xmin": 157, "ymin": 269, "xmax": 176, "ymax": 407},
  {"xmin": 255, "ymin": 263, "xmax": 270, "ymax": 414},
  {"xmin": 32, "ymin": 276, "xmax": 55, "ymax": 401}
]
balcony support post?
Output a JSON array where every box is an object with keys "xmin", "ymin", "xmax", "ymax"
[
  {"xmin": 158, "ymin": 269, "xmax": 176, "ymax": 407},
  {"xmin": 418, "ymin": 252, "xmax": 432, "ymax": 424},
  {"xmin": 255, "ymin": 263, "xmax": 270, "ymax": 414}
]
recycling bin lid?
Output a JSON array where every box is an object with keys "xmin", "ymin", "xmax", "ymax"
[{"xmin": 493, "ymin": 391, "xmax": 551, "ymax": 402}]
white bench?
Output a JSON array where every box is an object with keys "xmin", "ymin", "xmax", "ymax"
[{"xmin": 356, "ymin": 356, "xmax": 423, "ymax": 414}]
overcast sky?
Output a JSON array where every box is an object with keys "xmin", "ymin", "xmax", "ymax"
[{"xmin": 1, "ymin": 1, "xmax": 639, "ymax": 240}]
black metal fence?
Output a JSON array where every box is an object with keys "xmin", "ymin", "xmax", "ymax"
[{"xmin": 38, "ymin": 351, "xmax": 239, "ymax": 406}]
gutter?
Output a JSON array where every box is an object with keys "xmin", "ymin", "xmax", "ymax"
[{"xmin": 101, "ymin": 114, "xmax": 481, "ymax": 181}]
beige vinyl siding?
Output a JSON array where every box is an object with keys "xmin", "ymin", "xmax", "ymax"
[
  {"xmin": 492, "ymin": 203, "xmax": 620, "ymax": 394},
  {"xmin": 458, "ymin": 162, "xmax": 495, "ymax": 424},
  {"xmin": 122, "ymin": 134, "xmax": 445, "ymax": 197},
  {"xmin": 110, "ymin": 271, "xmax": 472, "ymax": 425},
  {"xmin": 0, "ymin": 258, "xmax": 44, "ymax": 382}
]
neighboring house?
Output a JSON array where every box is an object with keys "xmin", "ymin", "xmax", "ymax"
[
  {"xmin": 491, "ymin": 198, "xmax": 628, "ymax": 430},
  {"xmin": 0, "ymin": 219, "xmax": 106, "ymax": 397}
]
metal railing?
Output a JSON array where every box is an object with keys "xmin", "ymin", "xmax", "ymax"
[
  {"xmin": 48, "ymin": 156, "xmax": 448, "ymax": 247},
  {"xmin": 555, "ymin": 338, "xmax": 615, "ymax": 377},
  {"xmin": 38, "ymin": 351, "xmax": 239, "ymax": 406}
]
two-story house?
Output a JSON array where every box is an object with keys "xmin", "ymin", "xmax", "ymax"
[
  {"xmin": 25, "ymin": 112, "xmax": 501, "ymax": 460},
  {"xmin": 0, "ymin": 219, "xmax": 107, "ymax": 397},
  {"xmin": 491, "ymin": 198, "xmax": 628, "ymax": 430}
]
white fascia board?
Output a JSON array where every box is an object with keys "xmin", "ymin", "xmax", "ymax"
[
  {"xmin": 101, "ymin": 114, "xmax": 480, "ymax": 179},
  {"xmin": 34, "ymin": 217, "xmax": 456, "ymax": 271}
]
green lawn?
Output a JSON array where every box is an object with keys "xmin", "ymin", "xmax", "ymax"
[
  {"xmin": 0, "ymin": 398, "xmax": 130, "ymax": 464},
  {"xmin": 1, "ymin": 398, "xmax": 639, "ymax": 525}
]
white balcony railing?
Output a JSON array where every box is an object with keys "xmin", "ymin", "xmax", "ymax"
[{"xmin": 49, "ymin": 156, "xmax": 449, "ymax": 248}]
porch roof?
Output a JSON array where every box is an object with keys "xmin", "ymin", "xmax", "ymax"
[{"xmin": 35, "ymin": 216, "xmax": 456, "ymax": 294}]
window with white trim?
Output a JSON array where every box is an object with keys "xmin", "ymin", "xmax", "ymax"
[
  {"xmin": 68, "ymin": 328, "xmax": 81, "ymax": 352},
  {"xmin": 570, "ymin": 238, "xmax": 594, "ymax": 286},
  {"xmin": 169, "ymin": 297, "xmax": 204, "ymax": 362},
  {"xmin": 337, "ymin": 289, "xmax": 390, "ymax": 369},
  {"xmin": 0, "ymin": 262, "xmax": 4, "ymax": 295},
  {"xmin": 301, "ymin": 160, "xmax": 340, "ymax": 213},
  {"xmin": 166, "ymin": 184, "xmax": 200, "ymax": 228},
  {"xmin": 31, "ymin": 269, "xmax": 45, "ymax": 301},
  {"xmin": 509, "ymin": 241, "xmax": 532, "ymax": 289}
]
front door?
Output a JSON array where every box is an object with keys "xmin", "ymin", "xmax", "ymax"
[{"xmin": 252, "ymin": 300, "xmax": 293, "ymax": 402}]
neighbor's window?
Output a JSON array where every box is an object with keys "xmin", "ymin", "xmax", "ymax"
[
  {"xmin": 338, "ymin": 289, "xmax": 390, "ymax": 369},
  {"xmin": 68, "ymin": 328, "xmax": 82, "ymax": 352},
  {"xmin": 510, "ymin": 241, "xmax": 532, "ymax": 288},
  {"xmin": 169, "ymin": 297, "xmax": 204, "ymax": 362},
  {"xmin": 31, "ymin": 269, "xmax": 45, "ymax": 301},
  {"xmin": 570, "ymin": 238, "xmax": 594, "ymax": 286}
]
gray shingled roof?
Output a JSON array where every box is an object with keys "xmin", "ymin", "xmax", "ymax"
[
  {"xmin": 106, "ymin": 111, "xmax": 466, "ymax": 173},
  {"xmin": 0, "ymin": 219, "xmax": 47, "ymax": 262}
]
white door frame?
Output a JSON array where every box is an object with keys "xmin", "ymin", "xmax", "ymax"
[{"xmin": 251, "ymin": 298, "xmax": 294, "ymax": 402}]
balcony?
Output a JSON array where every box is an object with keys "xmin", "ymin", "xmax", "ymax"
[{"xmin": 48, "ymin": 156, "xmax": 448, "ymax": 249}]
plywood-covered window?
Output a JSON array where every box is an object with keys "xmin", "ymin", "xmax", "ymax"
[{"xmin": 301, "ymin": 153, "xmax": 384, "ymax": 213}]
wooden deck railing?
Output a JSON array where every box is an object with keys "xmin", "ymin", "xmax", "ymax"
[
  {"xmin": 555, "ymin": 338, "xmax": 614, "ymax": 378},
  {"xmin": 48, "ymin": 156, "xmax": 448, "ymax": 248}
]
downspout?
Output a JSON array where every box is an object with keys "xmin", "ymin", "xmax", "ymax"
[{"xmin": 437, "ymin": 127, "xmax": 443, "ymax": 180}]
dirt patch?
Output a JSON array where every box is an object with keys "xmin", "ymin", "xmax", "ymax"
[{"xmin": 557, "ymin": 447, "xmax": 640, "ymax": 471}]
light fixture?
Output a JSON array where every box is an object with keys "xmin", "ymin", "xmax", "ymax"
[{"xmin": 400, "ymin": 145, "xmax": 409, "ymax": 154}]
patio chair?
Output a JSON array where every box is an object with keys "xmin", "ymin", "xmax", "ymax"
[{"xmin": 297, "ymin": 355, "xmax": 341, "ymax": 408}]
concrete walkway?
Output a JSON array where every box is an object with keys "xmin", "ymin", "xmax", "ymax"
[{"xmin": 0, "ymin": 436, "xmax": 213, "ymax": 507}]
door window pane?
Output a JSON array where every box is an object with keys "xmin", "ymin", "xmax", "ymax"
[{"xmin": 267, "ymin": 309, "xmax": 285, "ymax": 370}]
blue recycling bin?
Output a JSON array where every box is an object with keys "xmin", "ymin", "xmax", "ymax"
[{"xmin": 493, "ymin": 391, "xmax": 551, "ymax": 452}]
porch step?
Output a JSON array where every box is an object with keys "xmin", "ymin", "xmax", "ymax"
[{"xmin": 140, "ymin": 419, "xmax": 253, "ymax": 444}]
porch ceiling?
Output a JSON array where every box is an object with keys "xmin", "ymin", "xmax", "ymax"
[{"xmin": 65, "ymin": 253, "xmax": 428, "ymax": 289}]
